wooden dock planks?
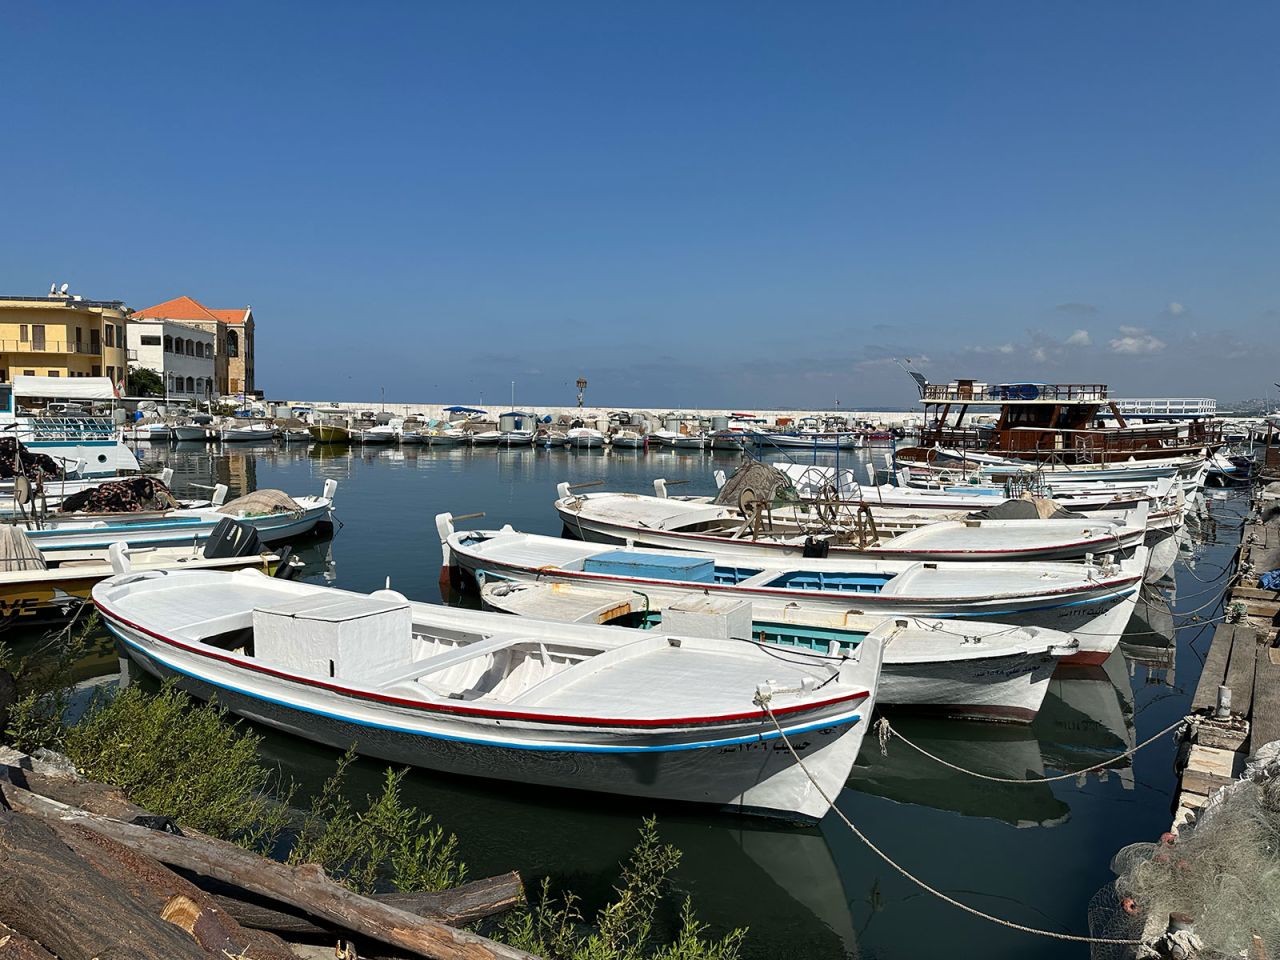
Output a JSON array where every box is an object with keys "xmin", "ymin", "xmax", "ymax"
[
  {"xmin": 1251, "ymin": 643, "xmax": 1280, "ymax": 750},
  {"xmin": 1223, "ymin": 625, "xmax": 1258, "ymax": 719},
  {"xmin": 1191, "ymin": 622, "xmax": 1238, "ymax": 713}
]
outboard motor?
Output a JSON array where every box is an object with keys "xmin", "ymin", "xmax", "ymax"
[
  {"xmin": 802, "ymin": 536, "xmax": 830, "ymax": 559},
  {"xmin": 203, "ymin": 518, "xmax": 264, "ymax": 559}
]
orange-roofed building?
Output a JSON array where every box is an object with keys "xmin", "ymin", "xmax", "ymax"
[{"xmin": 131, "ymin": 296, "xmax": 255, "ymax": 397}]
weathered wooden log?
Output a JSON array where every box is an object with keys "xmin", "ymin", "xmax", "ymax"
[
  {"xmin": 50, "ymin": 819, "xmax": 296, "ymax": 960},
  {"xmin": 208, "ymin": 870, "xmax": 525, "ymax": 936},
  {"xmin": 0, "ymin": 920, "xmax": 58, "ymax": 960},
  {"xmin": 2, "ymin": 782, "xmax": 539, "ymax": 960},
  {"xmin": 0, "ymin": 806, "xmax": 210, "ymax": 960}
]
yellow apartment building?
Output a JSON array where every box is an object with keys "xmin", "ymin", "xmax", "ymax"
[{"xmin": 0, "ymin": 292, "xmax": 130, "ymax": 389}]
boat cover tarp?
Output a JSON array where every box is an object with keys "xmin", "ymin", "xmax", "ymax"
[
  {"xmin": 13, "ymin": 376, "xmax": 116, "ymax": 401},
  {"xmin": 968, "ymin": 497, "xmax": 1086, "ymax": 521},
  {"xmin": 713, "ymin": 462, "xmax": 797, "ymax": 508},
  {"xmin": 59, "ymin": 477, "xmax": 179, "ymax": 514},
  {"xmin": 218, "ymin": 489, "xmax": 302, "ymax": 517},
  {"xmin": 0, "ymin": 438, "xmax": 62, "ymax": 479},
  {"xmin": 0, "ymin": 525, "xmax": 47, "ymax": 572}
]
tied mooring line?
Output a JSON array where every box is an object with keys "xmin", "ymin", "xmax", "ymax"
[
  {"xmin": 873, "ymin": 715, "xmax": 1188, "ymax": 784},
  {"xmin": 755, "ymin": 696, "xmax": 1149, "ymax": 946}
]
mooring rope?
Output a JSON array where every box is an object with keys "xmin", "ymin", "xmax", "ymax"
[
  {"xmin": 754, "ymin": 697, "xmax": 1146, "ymax": 946},
  {"xmin": 871, "ymin": 714, "xmax": 1189, "ymax": 784}
]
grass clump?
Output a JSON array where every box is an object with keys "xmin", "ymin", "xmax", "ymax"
[
  {"xmin": 0, "ymin": 612, "xmax": 99, "ymax": 752},
  {"xmin": 499, "ymin": 817, "xmax": 746, "ymax": 960},
  {"xmin": 289, "ymin": 748, "xmax": 466, "ymax": 893},
  {"xmin": 63, "ymin": 680, "xmax": 291, "ymax": 849}
]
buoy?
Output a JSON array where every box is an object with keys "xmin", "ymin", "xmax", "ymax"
[
  {"xmin": 1122, "ymin": 897, "xmax": 1140, "ymax": 916},
  {"xmin": 1160, "ymin": 831, "xmax": 1177, "ymax": 846}
]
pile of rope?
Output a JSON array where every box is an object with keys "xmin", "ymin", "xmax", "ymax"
[
  {"xmin": 0, "ymin": 438, "xmax": 61, "ymax": 479},
  {"xmin": 1088, "ymin": 741, "xmax": 1280, "ymax": 958},
  {"xmin": 58, "ymin": 477, "xmax": 179, "ymax": 514}
]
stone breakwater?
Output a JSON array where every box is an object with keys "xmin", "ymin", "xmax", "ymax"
[{"xmin": 281, "ymin": 401, "xmax": 923, "ymax": 429}]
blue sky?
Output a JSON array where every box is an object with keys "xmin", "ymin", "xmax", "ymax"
[{"xmin": 2, "ymin": 2, "xmax": 1277, "ymax": 408}]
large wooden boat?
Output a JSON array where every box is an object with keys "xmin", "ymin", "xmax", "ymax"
[{"xmin": 899, "ymin": 375, "xmax": 1222, "ymax": 465}]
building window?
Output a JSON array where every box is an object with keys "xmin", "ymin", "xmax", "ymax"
[
  {"xmin": 140, "ymin": 335, "xmax": 161, "ymax": 346},
  {"xmin": 23, "ymin": 370, "xmax": 34, "ymax": 377},
  {"xmin": 106, "ymin": 365, "xmax": 115, "ymax": 385},
  {"xmin": 46, "ymin": 370, "xmax": 59, "ymax": 377},
  {"xmin": 90, "ymin": 328, "xmax": 100, "ymax": 353},
  {"xmin": 105, "ymin": 325, "xmax": 114, "ymax": 348},
  {"xmin": 163, "ymin": 335, "xmax": 172, "ymax": 353},
  {"xmin": 75, "ymin": 327, "xmax": 83, "ymax": 348},
  {"xmin": 184, "ymin": 375, "xmax": 194, "ymax": 393},
  {"xmin": 32, "ymin": 325, "xmax": 45, "ymax": 350},
  {"xmin": 92, "ymin": 365, "xmax": 101, "ymax": 377},
  {"xmin": 226, "ymin": 330, "xmax": 239, "ymax": 357},
  {"xmin": 19, "ymin": 325, "xmax": 27, "ymax": 343}
]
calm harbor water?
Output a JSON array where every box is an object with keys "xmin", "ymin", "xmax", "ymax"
[{"xmin": 80, "ymin": 442, "xmax": 1249, "ymax": 958}]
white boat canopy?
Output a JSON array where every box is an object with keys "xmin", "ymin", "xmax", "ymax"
[{"xmin": 13, "ymin": 376, "xmax": 117, "ymax": 401}]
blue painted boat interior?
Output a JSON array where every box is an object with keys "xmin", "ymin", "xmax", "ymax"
[{"xmin": 763, "ymin": 570, "xmax": 892, "ymax": 592}]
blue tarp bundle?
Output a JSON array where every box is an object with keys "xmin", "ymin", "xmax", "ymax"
[{"xmin": 1260, "ymin": 570, "xmax": 1280, "ymax": 591}]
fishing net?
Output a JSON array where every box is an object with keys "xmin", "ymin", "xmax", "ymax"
[
  {"xmin": 1088, "ymin": 742, "xmax": 1280, "ymax": 959},
  {"xmin": 713, "ymin": 461, "xmax": 798, "ymax": 508},
  {"xmin": 0, "ymin": 526, "xmax": 46, "ymax": 571},
  {"xmin": 969, "ymin": 497, "xmax": 1086, "ymax": 521},
  {"xmin": 218, "ymin": 489, "xmax": 302, "ymax": 517},
  {"xmin": 0, "ymin": 437, "xmax": 62, "ymax": 479},
  {"xmin": 58, "ymin": 477, "xmax": 179, "ymax": 514}
]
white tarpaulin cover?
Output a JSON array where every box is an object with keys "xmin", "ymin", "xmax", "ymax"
[{"xmin": 12, "ymin": 376, "xmax": 116, "ymax": 401}]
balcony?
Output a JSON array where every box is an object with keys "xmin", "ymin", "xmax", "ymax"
[
  {"xmin": 0, "ymin": 340, "xmax": 104, "ymax": 355},
  {"xmin": 920, "ymin": 382, "xmax": 1109, "ymax": 404}
]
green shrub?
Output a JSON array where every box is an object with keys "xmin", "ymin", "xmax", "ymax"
[
  {"xmin": 499, "ymin": 817, "xmax": 746, "ymax": 960},
  {"xmin": 1, "ymin": 611, "xmax": 99, "ymax": 752},
  {"xmin": 63, "ymin": 681, "xmax": 290, "ymax": 849},
  {"xmin": 289, "ymin": 748, "xmax": 466, "ymax": 893}
]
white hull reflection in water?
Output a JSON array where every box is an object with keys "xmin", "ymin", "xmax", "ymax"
[{"xmin": 848, "ymin": 650, "xmax": 1138, "ymax": 828}]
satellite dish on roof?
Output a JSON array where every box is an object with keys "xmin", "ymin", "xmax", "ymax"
[
  {"xmin": 60, "ymin": 283, "xmax": 69, "ymax": 294},
  {"xmin": 49, "ymin": 283, "xmax": 56, "ymax": 295}
]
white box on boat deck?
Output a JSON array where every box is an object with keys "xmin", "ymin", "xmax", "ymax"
[
  {"xmin": 661, "ymin": 596, "xmax": 753, "ymax": 641},
  {"xmin": 252, "ymin": 595, "xmax": 412, "ymax": 681}
]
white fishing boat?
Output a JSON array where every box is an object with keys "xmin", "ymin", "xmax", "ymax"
[
  {"xmin": 125, "ymin": 421, "xmax": 173, "ymax": 443},
  {"xmin": 353, "ymin": 424, "xmax": 398, "ymax": 444},
  {"xmin": 609, "ymin": 430, "xmax": 646, "ymax": 449},
  {"xmin": 438, "ymin": 516, "xmax": 1146, "ymax": 665},
  {"xmin": 94, "ymin": 568, "xmax": 883, "ymax": 822},
  {"xmin": 565, "ymin": 427, "xmax": 607, "ymax": 448},
  {"xmin": 424, "ymin": 429, "xmax": 467, "ymax": 446},
  {"xmin": 554, "ymin": 486, "xmax": 1149, "ymax": 563},
  {"xmin": 5, "ymin": 377, "xmax": 140, "ymax": 477},
  {"xmin": 468, "ymin": 430, "xmax": 502, "ymax": 446},
  {"xmin": 496, "ymin": 411, "xmax": 538, "ymax": 446},
  {"xmin": 480, "ymin": 582, "xmax": 1075, "ymax": 722},
  {"xmin": 750, "ymin": 431, "xmax": 861, "ymax": 450},
  {"xmin": 220, "ymin": 422, "xmax": 277, "ymax": 443},
  {"xmin": 172, "ymin": 424, "xmax": 212, "ymax": 442},
  {"xmin": 21, "ymin": 481, "xmax": 337, "ymax": 552},
  {"xmin": 671, "ymin": 433, "xmax": 708, "ymax": 450},
  {"xmin": 647, "ymin": 430, "xmax": 681, "ymax": 447},
  {"xmin": 0, "ymin": 520, "xmax": 290, "ymax": 625}
]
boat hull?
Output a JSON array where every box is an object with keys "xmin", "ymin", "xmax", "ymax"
[
  {"xmin": 106, "ymin": 618, "xmax": 871, "ymax": 822},
  {"xmin": 26, "ymin": 503, "xmax": 330, "ymax": 551},
  {"xmin": 309, "ymin": 425, "xmax": 351, "ymax": 443}
]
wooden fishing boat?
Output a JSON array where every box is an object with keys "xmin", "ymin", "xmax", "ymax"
[
  {"xmin": 308, "ymin": 422, "xmax": 351, "ymax": 443},
  {"xmin": 94, "ymin": 569, "xmax": 883, "ymax": 822},
  {"xmin": 438, "ymin": 515, "xmax": 1146, "ymax": 665},
  {"xmin": 609, "ymin": 430, "xmax": 646, "ymax": 449},
  {"xmin": 480, "ymin": 581, "xmax": 1076, "ymax": 722},
  {"xmin": 565, "ymin": 427, "xmax": 607, "ymax": 448},
  {"xmin": 555, "ymin": 486, "xmax": 1149, "ymax": 564},
  {"xmin": 17, "ymin": 481, "xmax": 337, "ymax": 552},
  {"xmin": 0, "ymin": 520, "xmax": 289, "ymax": 625}
]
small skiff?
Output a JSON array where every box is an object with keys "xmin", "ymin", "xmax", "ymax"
[
  {"xmin": 609, "ymin": 431, "xmax": 647, "ymax": 449},
  {"xmin": 565, "ymin": 428, "xmax": 607, "ymax": 448},
  {"xmin": 221, "ymin": 423, "xmax": 277, "ymax": 443},
  {"xmin": 94, "ymin": 569, "xmax": 884, "ymax": 822},
  {"xmin": 438, "ymin": 515, "xmax": 1146, "ymax": 666},
  {"xmin": 480, "ymin": 581, "xmax": 1077, "ymax": 722}
]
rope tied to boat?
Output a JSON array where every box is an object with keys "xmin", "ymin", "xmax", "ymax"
[
  {"xmin": 871, "ymin": 714, "xmax": 1189, "ymax": 782},
  {"xmin": 759, "ymin": 703, "xmax": 1150, "ymax": 946}
]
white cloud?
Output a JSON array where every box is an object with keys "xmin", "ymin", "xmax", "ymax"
[
  {"xmin": 1065, "ymin": 329, "xmax": 1091, "ymax": 347},
  {"xmin": 1030, "ymin": 346, "xmax": 1048, "ymax": 362},
  {"xmin": 1167, "ymin": 302, "xmax": 1186, "ymax": 316},
  {"xmin": 1109, "ymin": 328, "xmax": 1166, "ymax": 355}
]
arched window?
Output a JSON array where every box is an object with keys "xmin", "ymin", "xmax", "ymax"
[
  {"xmin": 226, "ymin": 329, "xmax": 239, "ymax": 358},
  {"xmin": 197, "ymin": 342, "xmax": 206, "ymax": 358},
  {"xmin": 182, "ymin": 339, "xmax": 191, "ymax": 356},
  {"xmin": 185, "ymin": 376, "xmax": 195, "ymax": 393},
  {"xmin": 163, "ymin": 335, "xmax": 172, "ymax": 353},
  {"xmin": 195, "ymin": 377, "xmax": 204, "ymax": 395}
]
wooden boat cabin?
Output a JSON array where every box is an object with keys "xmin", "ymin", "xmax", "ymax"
[{"xmin": 905, "ymin": 376, "xmax": 1222, "ymax": 463}]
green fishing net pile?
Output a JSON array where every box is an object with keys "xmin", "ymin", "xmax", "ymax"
[{"xmin": 1090, "ymin": 747, "xmax": 1280, "ymax": 958}]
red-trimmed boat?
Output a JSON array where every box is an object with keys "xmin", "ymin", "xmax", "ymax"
[{"xmin": 93, "ymin": 568, "xmax": 883, "ymax": 822}]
